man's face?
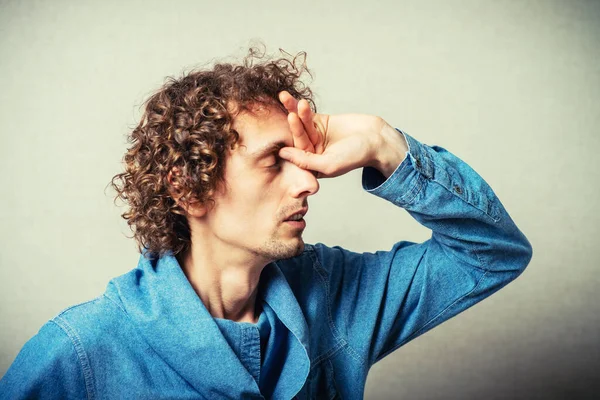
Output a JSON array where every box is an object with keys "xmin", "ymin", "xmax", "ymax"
[{"xmin": 201, "ymin": 104, "xmax": 320, "ymax": 262}]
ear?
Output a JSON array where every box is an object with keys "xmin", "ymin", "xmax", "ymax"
[
  {"xmin": 184, "ymin": 202, "xmax": 208, "ymax": 218},
  {"xmin": 167, "ymin": 168, "xmax": 208, "ymax": 218}
]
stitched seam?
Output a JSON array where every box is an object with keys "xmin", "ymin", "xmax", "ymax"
[
  {"xmin": 102, "ymin": 293, "xmax": 127, "ymax": 314},
  {"xmin": 374, "ymin": 270, "xmax": 490, "ymax": 364},
  {"xmin": 308, "ymin": 248, "xmax": 365, "ymax": 366},
  {"xmin": 410, "ymin": 269, "xmax": 490, "ymax": 340},
  {"xmin": 309, "ymin": 340, "xmax": 347, "ymax": 371},
  {"xmin": 411, "ymin": 146, "xmax": 491, "ymax": 225},
  {"xmin": 273, "ymin": 261, "xmax": 313, "ymax": 384},
  {"xmin": 56, "ymin": 295, "xmax": 104, "ymax": 317},
  {"xmin": 431, "ymin": 232, "xmax": 488, "ymax": 274},
  {"xmin": 426, "ymin": 155, "xmax": 492, "ymax": 271},
  {"xmin": 342, "ymin": 339, "xmax": 363, "ymax": 364},
  {"xmin": 396, "ymin": 171, "xmax": 427, "ymax": 206},
  {"xmin": 430, "ymin": 155, "xmax": 500, "ymax": 224},
  {"xmin": 309, "ymin": 250, "xmax": 346, "ymax": 345},
  {"xmin": 308, "ymin": 340, "xmax": 347, "ymax": 372},
  {"xmin": 51, "ymin": 317, "xmax": 96, "ymax": 400},
  {"xmin": 327, "ymin": 359, "xmax": 341, "ymax": 399}
]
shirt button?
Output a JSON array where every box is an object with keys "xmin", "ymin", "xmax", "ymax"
[{"xmin": 454, "ymin": 185, "xmax": 462, "ymax": 194}]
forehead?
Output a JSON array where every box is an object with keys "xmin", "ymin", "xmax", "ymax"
[{"xmin": 231, "ymin": 105, "xmax": 293, "ymax": 158}]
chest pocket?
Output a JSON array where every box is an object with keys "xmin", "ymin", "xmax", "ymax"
[{"xmin": 308, "ymin": 359, "xmax": 340, "ymax": 399}]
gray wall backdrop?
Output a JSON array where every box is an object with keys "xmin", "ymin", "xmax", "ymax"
[{"xmin": 1, "ymin": 0, "xmax": 598, "ymax": 399}]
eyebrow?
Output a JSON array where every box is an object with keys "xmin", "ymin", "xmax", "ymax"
[{"xmin": 249, "ymin": 141, "xmax": 289, "ymax": 161}]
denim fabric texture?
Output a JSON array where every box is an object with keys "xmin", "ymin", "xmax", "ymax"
[{"xmin": 0, "ymin": 129, "xmax": 533, "ymax": 399}]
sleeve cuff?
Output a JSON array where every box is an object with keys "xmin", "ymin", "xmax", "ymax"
[{"xmin": 361, "ymin": 128, "xmax": 434, "ymax": 206}]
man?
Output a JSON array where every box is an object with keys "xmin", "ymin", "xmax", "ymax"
[{"xmin": 0, "ymin": 48, "xmax": 533, "ymax": 399}]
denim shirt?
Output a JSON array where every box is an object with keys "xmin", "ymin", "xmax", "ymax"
[{"xmin": 0, "ymin": 129, "xmax": 533, "ymax": 399}]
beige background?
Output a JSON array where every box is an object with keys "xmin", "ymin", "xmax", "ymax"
[{"xmin": 1, "ymin": 0, "xmax": 598, "ymax": 398}]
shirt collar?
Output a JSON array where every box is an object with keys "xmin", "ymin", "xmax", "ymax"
[{"xmin": 105, "ymin": 250, "xmax": 310, "ymax": 398}]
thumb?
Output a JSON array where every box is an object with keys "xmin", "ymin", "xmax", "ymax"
[{"xmin": 279, "ymin": 147, "xmax": 330, "ymax": 174}]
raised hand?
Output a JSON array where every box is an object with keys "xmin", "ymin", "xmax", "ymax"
[{"xmin": 278, "ymin": 91, "xmax": 401, "ymax": 179}]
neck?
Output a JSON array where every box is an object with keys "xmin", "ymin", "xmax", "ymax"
[{"xmin": 176, "ymin": 237, "xmax": 269, "ymax": 324}]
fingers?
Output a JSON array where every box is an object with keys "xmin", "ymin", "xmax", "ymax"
[
  {"xmin": 279, "ymin": 91, "xmax": 324, "ymax": 155},
  {"xmin": 288, "ymin": 112, "xmax": 315, "ymax": 153},
  {"xmin": 280, "ymin": 91, "xmax": 315, "ymax": 152},
  {"xmin": 297, "ymin": 99, "xmax": 324, "ymax": 154},
  {"xmin": 278, "ymin": 91, "xmax": 298, "ymax": 113},
  {"xmin": 279, "ymin": 147, "xmax": 329, "ymax": 176}
]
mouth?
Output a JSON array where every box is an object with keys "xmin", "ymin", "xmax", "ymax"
[
  {"xmin": 284, "ymin": 218, "xmax": 306, "ymax": 230},
  {"xmin": 284, "ymin": 207, "xmax": 308, "ymax": 222},
  {"xmin": 283, "ymin": 207, "xmax": 308, "ymax": 230}
]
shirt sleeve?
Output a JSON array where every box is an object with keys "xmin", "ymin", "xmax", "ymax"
[
  {"xmin": 0, "ymin": 319, "xmax": 89, "ymax": 399},
  {"xmin": 311, "ymin": 128, "xmax": 533, "ymax": 367}
]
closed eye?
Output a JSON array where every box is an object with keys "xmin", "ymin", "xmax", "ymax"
[{"xmin": 267, "ymin": 155, "xmax": 283, "ymax": 170}]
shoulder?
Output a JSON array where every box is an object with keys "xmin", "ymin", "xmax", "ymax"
[
  {"xmin": 49, "ymin": 291, "xmax": 136, "ymax": 352},
  {"xmin": 0, "ymin": 295, "xmax": 125, "ymax": 399},
  {"xmin": 52, "ymin": 293, "xmax": 125, "ymax": 330},
  {"xmin": 10, "ymin": 319, "xmax": 81, "ymax": 366},
  {"xmin": 0, "ymin": 316, "xmax": 90, "ymax": 398}
]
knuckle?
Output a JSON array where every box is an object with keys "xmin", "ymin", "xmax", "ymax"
[{"xmin": 299, "ymin": 152, "xmax": 312, "ymax": 170}]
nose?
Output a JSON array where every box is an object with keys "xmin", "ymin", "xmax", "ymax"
[{"xmin": 286, "ymin": 161, "xmax": 320, "ymax": 198}]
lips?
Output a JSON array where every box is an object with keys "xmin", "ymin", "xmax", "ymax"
[{"xmin": 284, "ymin": 207, "xmax": 308, "ymax": 221}]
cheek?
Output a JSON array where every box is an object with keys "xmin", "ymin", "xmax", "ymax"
[
  {"xmin": 218, "ymin": 172, "xmax": 281, "ymax": 226},
  {"xmin": 246, "ymin": 196, "xmax": 282, "ymax": 229},
  {"xmin": 220, "ymin": 194, "xmax": 273, "ymax": 226}
]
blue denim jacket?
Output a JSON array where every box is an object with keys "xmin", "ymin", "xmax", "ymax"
[{"xmin": 0, "ymin": 129, "xmax": 533, "ymax": 399}]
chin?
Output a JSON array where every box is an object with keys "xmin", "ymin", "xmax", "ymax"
[
  {"xmin": 262, "ymin": 237, "xmax": 304, "ymax": 260},
  {"xmin": 282, "ymin": 240, "xmax": 304, "ymax": 259}
]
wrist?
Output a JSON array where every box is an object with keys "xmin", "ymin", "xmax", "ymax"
[{"xmin": 371, "ymin": 121, "xmax": 409, "ymax": 179}]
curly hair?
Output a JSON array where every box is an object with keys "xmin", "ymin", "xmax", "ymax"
[{"xmin": 110, "ymin": 46, "xmax": 317, "ymax": 259}]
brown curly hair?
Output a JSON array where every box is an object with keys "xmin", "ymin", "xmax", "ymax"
[{"xmin": 110, "ymin": 46, "xmax": 317, "ymax": 259}]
